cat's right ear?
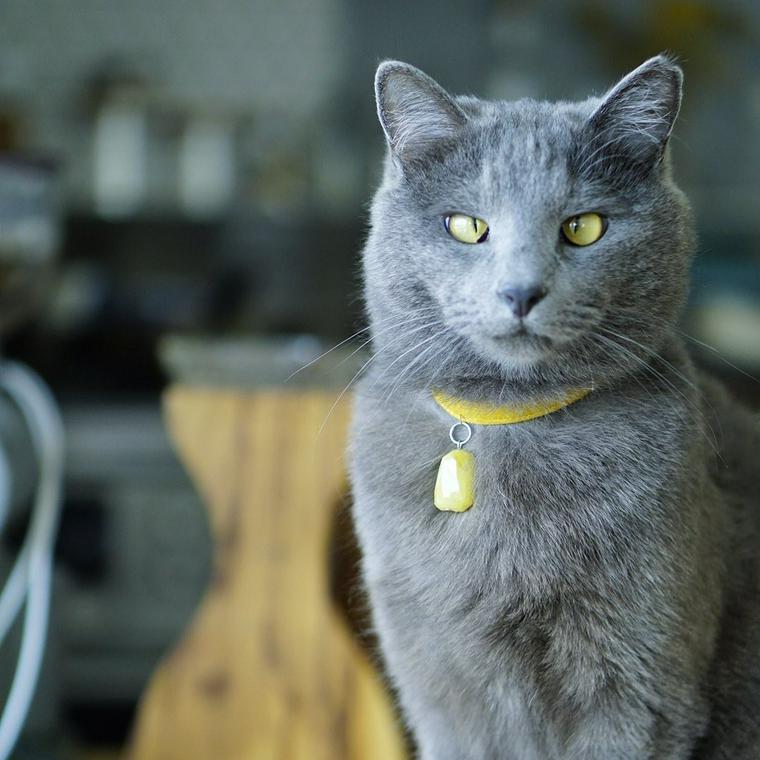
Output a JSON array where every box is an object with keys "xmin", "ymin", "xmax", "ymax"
[{"xmin": 375, "ymin": 61, "xmax": 466, "ymax": 166}]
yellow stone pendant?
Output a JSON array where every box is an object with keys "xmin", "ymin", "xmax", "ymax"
[{"xmin": 434, "ymin": 448, "xmax": 475, "ymax": 512}]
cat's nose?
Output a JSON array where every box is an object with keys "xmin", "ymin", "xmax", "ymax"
[{"xmin": 497, "ymin": 284, "xmax": 547, "ymax": 318}]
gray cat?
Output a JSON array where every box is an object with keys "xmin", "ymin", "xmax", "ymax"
[{"xmin": 348, "ymin": 55, "xmax": 760, "ymax": 759}]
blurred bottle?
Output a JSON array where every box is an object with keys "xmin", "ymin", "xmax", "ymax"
[
  {"xmin": 91, "ymin": 75, "xmax": 150, "ymax": 218},
  {"xmin": 178, "ymin": 112, "xmax": 237, "ymax": 218}
]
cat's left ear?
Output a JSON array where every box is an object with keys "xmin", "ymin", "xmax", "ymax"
[
  {"xmin": 579, "ymin": 55, "xmax": 683, "ymax": 179},
  {"xmin": 375, "ymin": 61, "xmax": 467, "ymax": 166}
]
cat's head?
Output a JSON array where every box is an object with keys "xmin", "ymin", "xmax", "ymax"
[{"xmin": 362, "ymin": 55, "xmax": 695, "ymax": 398}]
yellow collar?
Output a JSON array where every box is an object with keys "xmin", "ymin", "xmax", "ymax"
[{"xmin": 432, "ymin": 387, "xmax": 591, "ymax": 425}]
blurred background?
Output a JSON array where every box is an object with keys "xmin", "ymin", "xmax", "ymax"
[{"xmin": 0, "ymin": 0, "xmax": 758, "ymax": 758}]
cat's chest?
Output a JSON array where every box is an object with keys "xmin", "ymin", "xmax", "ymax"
[
  {"xmin": 351, "ymin": 387, "xmax": 685, "ymax": 584},
  {"xmin": 360, "ymin": 401, "xmax": 638, "ymax": 516}
]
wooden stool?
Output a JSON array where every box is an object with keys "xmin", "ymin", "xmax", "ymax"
[{"xmin": 128, "ymin": 387, "xmax": 406, "ymax": 760}]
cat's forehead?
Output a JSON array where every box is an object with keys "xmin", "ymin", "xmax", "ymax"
[
  {"xmin": 467, "ymin": 98, "xmax": 594, "ymax": 163},
  {"xmin": 423, "ymin": 98, "xmax": 597, "ymax": 211}
]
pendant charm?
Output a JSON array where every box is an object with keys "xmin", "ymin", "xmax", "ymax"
[{"xmin": 434, "ymin": 422, "xmax": 475, "ymax": 512}]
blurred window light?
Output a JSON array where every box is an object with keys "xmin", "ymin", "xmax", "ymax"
[{"xmin": 693, "ymin": 294, "xmax": 760, "ymax": 368}]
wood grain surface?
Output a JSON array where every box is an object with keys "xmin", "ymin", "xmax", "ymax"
[{"xmin": 127, "ymin": 387, "xmax": 406, "ymax": 760}]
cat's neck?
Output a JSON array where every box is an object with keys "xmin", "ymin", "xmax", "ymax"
[{"xmin": 368, "ymin": 332, "xmax": 690, "ymax": 407}]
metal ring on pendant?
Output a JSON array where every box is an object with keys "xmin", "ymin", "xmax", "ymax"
[{"xmin": 449, "ymin": 421, "xmax": 472, "ymax": 448}]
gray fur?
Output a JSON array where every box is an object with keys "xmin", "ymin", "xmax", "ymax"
[{"xmin": 348, "ymin": 55, "xmax": 760, "ymax": 759}]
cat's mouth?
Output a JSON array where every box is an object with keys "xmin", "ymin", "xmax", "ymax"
[
  {"xmin": 483, "ymin": 328, "xmax": 555, "ymax": 362},
  {"xmin": 488, "ymin": 325, "xmax": 552, "ymax": 346},
  {"xmin": 454, "ymin": 319, "xmax": 568, "ymax": 369}
]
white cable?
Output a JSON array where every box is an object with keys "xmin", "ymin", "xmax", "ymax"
[
  {"xmin": 0, "ymin": 362, "xmax": 64, "ymax": 760},
  {"xmin": 0, "ymin": 549, "xmax": 28, "ymax": 645},
  {"xmin": 0, "ymin": 444, "xmax": 13, "ymax": 535}
]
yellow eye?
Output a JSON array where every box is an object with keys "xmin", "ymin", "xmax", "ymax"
[
  {"xmin": 561, "ymin": 213, "xmax": 606, "ymax": 247},
  {"xmin": 445, "ymin": 214, "xmax": 489, "ymax": 244}
]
